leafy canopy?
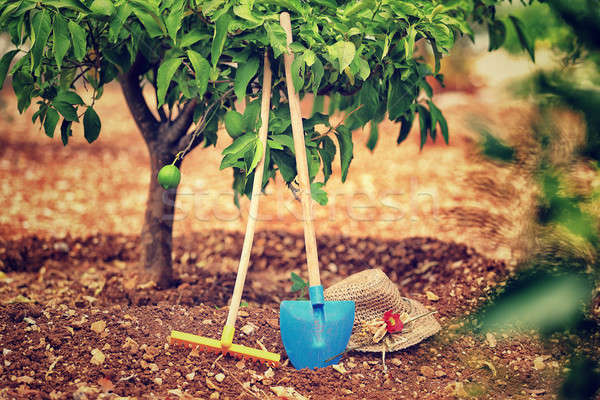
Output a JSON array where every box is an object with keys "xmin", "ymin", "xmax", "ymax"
[{"xmin": 0, "ymin": 0, "xmax": 509, "ymax": 202}]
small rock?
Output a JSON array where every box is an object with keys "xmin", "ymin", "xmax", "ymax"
[
  {"xmin": 240, "ymin": 323, "xmax": 257, "ymax": 336},
  {"xmin": 485, "ymin": 332, "xmax": 497, "ymax": 348},
  {"xmin": 122, "ymin": 337, "xmax": 139, "ymax": 354},
  {"xmin": 206, "ymin": 378, "xmax": 218, "ymax": 390},
  {"xmin": 209, "ymin": 392, "xmax": 220, "ymax": 399},
  {"xmin": 90, "ymin": 349, "xmax": 105, "ymax": 366},
  {"xmin": 264, "ymin": 368, "xmax": 274, "ymax": 379},
  {"xmin": 143, "ymin": 346, "xmax": 160, "ymax": 361},
  {"xmin": 90, "ymin": 320, "xmax": 106, "ymax": 334},
  {"xmin": 186, "ymin": 372, "xmax": 195, "ymax": 381},
  {"xmin": 425, "ymin": 291, "xmax": 439, "ymax": 301},
  {"xmin": 154, "ymin": 378, "xmax": 163, "ymax": 385},
  {"xmin": 266, "ymin": 319, "xmax": 279, "ymax": 329},
  {"xmin": 149, "ymin": 363, "xmax": 159, "ymax": 373},
  {"xmin": 435, "ymin": 370, "xmax": 446, "ymax": 377},
  {"xmin": 53, "ymin": 242, "xmax": 69, "ymax": 253},
  {"xmin": 533, "ymin": 356, "xmax": 545, "ymax": 370},
  {"xmin": 391, "ymin": 358, "xmax": 402, "ymax": 367},
  {"xmin": 347, "ymin": 361, "xmax": 356, "ymax": 368},
  {"xmin": 238, "ymin": 310, "xmax": 249, "ymax": 317},
  {"xmin": 215, "ymin": 373, "xmax": 225, "ymax": 383},
  {"xmin": 202, "ymin": 319, "xmax": 213, "ymax": 325},
  {"xmin": 17, "ymin": 376, "xmax": 34, "ymax": 384},
  {"xmin": 332, "ymin": 363, "xmax": 348, "ymax": 374},
  {"xmin": 235, "ymin": 360, "xmax": 245, "ymax": 370},
  {"xmin": 420, "ymin": 366, "xmax": 435, "ymax": 378}
]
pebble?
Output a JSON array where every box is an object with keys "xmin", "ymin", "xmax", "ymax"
[
  {"xmin": 186, "ymin": 372, "xmax": 195, "ymax": 381},
  {"xmin": 215, "ymin": 373, "xmax": 225, "ymax": 383},
  {"xmin": 264, "ymin": 368, "xmax": 274, "ymax": 379},
  {"xmin": 209, "ymin": 392, "xmax": 220, "ymax": 399},
  {"xmin": 241, "ymin": 323, "xmax": 257, "ymax": 336},
  {"xmin": 90, "ymin": 320, "xmax": 106, "ymax": 334},
  {"xmin": 420, "ymin": 366, "xmax": 435, "ymax": 378},
  {"xmin": 154, "ymin": 378, "xmax": 163, "ymax": 385},
  {"xmin": 90, "ymin": 349, "xmax": 105, "ymax": 366}
]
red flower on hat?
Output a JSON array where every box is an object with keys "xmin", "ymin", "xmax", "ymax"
[{"xmin": 383, "ymin": 310, "xmax": 404, "ymax": 333}]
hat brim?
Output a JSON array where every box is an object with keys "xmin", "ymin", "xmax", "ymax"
[{"xmin": 349, "ymin": 297, "xmax": 441, "ymax": 352}]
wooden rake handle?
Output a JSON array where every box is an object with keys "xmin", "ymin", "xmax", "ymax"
[
  {"xmin": 224, "ymin": 52, "xmax": 273, "ymax": 328},
  {"xmin": 280, "ymin": 12, "xmax": 321, "ymax": 288}
]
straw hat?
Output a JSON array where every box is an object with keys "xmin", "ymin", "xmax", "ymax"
[{"xmin": 324, "ymin": 269, "xmax": 440, "ymax": 352}]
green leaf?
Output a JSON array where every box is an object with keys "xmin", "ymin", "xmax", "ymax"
[
  {"xmin": 427, "ymin": 100, "xmax": 448, "ymax": 144},
  {"xmin": 83, "ymin": 106, "xmax": 101, "ymax": 143},
  {"xmin": 290, "ymin": 271, "xmax": 306, "ymax": 286},
  {"xmin": 180, "ymin": 30, "xmax": 211, "ymax": 47},
  {"xmin": 234, "ymin": 57, "xmax": 259, "ymax": 101},
  {"xmin": 247, "ymin": 137, "xmax": 264, "ymax": 176},
  {"xmin": 404, "ymin": 25, "xmax": 416, "ymax": 59},
  {"xmin": 327, "ymin": 40, "xmax": 355, "ymax": 72},
  {"xmin": 367, "ymin": 122, "xmax": 379, "ymax": 151},
  {"xmin": 271, "ymin": 150, "xmax": 296, "ymax": 182},
  {"xmin": 165, "ymin": 7, "xmax": 184, "ymax": 43},
  {"xmin": 387, "ymin": 74, "xmax": 414, "ymax": 121},
  {"xmin": 397, "ymin": 112, "xmax": 415, "ymax": 144},
  {"xmin": 211, "ymin": 13, "xmax": 231, "ymax": 68},
  {"xmin": 43, "ymin": 108, "xmax": 60, "ymax": 138},
  {"xmin": 156, "ymin": 57, "xmax": 182, "ymax": 107},
  {"xmin": 318, "ymin": 136, "xmax": 335, "ymax": 182},
  {"xmin": 30, "ymin": 10, "xmax": 52, "ymax": 72},
  {"xmin": 90, "ymin": 0, "xmax": 115, "ymax": 15},
  {"xmin": 416, "ymin": 104, "xmax": 429, "ymax": 149},
  {"xmin": 53, "ymin": 101, "xmax": 79, "ymax": 122},
  {"xmin": 222, "ymin": 133, "xmax": 256, "ymax": 156},
  {"xmin": 109, "ymin": 3, "xmax": 131, "ymax": 42},
  {"xmin": 335, "ymin": 125, "xmax": 353, "ymax": 182},
  {"xmin": 311, "ymin": 182, "xmax": 328, "ymax": 205},
  {"xmin": 43, "ymin": 0, "xmax": 90, "ymax": 12},
  {"xmin": 307, "ymin": 148, "xmax": 320, "ymax": 181},
  {"xmin": 311, "ymin": 58, "xmax": 324, "ymax": 94},
  {"xmin": 68, "ymin": 21, "xmax": 87, "ymax": 62},
  {"xmin": 130, "ymin": 0, "xmax": 165, "ymax": 37},
  {"xmin": 52, "ymin": 14, "xmax": 70, "ymax": 70},
  {"xmin": 186, "ymin": 50, "xmax": 210, "ymax": 97},
  {"xmin": 220, "ymin": 153, "xmax": 244, "ymax": 170},
  {"xmin": 508, "ymin": 15, "xmax": 535, "ymax": 62},
  {"xmin": 0, "ymin": 50, "xmax": 18, "ymax": 90},
  {"xmin": 488, "ymin": 19, "xmax": 506, "ymax": 51},
  {"xmin": 291, "ymin": 55, "xmax": 305, "ymax": 92},
  {"xmin": 271, "ymin": 134, "xmax": 295, "ymax": 152},
  {"xmin": 54, "ymin": 90, "xmax": 85, "ymax": 105},
  {"xmin": 265, "ymin": 23, "xmax": 288, "ymax": 58},
  {"xmin": 60, "ymin": 119, "xmax": 72, "ymax": 146}
]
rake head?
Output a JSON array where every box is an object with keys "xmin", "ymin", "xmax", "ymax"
[{"xmin": 169, "ymin": 330, "xmax": 281, "ymax": 367}]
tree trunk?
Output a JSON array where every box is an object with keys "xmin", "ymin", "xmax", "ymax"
[
  {"xmin": 119, "ymin": 56, "xmax": 198, "ymax": 288},
  {"xmin": 139, "ymin": 147, "xmax": 180, "ymax": 288}
]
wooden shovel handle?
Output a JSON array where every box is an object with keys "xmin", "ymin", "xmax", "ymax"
[
  {"xmin": 225, "ymin": 52, "xmax": 273, "ymax": 327},
  {"xmin": 280, "ymin": 12, "xmax": 321, "ymax": 288}
]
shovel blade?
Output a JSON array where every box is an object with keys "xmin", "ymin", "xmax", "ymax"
[{"xmin": 280, "ymin": 286, "xmax": 354, "ymax": 369}]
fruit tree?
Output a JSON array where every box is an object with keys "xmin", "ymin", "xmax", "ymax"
[{"xmin": 0, "ymin": 0, "xmax": 531, "ymax": 287}]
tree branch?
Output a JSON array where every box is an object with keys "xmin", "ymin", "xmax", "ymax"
[
  {"xmin": 166, "ymin": 99, "xmax": 198, "ymax": 144},
  {"xmin": 119, "ymin": 54, "xmax": 159, "ymax": 143}
]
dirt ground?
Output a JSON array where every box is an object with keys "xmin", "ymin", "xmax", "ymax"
[{"xmin": 1, "ymin": 50, "xmax": 598, "ymax": 399}]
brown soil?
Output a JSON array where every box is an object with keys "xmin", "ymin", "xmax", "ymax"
[{"xmin": 0, "ymin": 231, "xmax": 572, "ymax": 400}]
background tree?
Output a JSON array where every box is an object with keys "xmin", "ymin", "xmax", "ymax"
[{"xmin": 0, "ymin": 0, "xmax": 529, "ymax": 287}]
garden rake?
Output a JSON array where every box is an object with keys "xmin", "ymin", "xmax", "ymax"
[{"xmin": 169, "ymin": 52, "xmax": 280, "ymax": 367}]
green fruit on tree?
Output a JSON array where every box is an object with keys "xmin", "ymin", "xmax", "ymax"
[
  {"xmin": 157, "ymin": 165, "xmax": 181, "ymax": 190},
  {"xmin": 224, "ymin": 110, "xmax": 246, "ymax": 139}
]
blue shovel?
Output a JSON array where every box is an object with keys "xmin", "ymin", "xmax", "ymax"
[{"xmin": 278, "ymin": 12, "xmax": 355, "ymax": 370}]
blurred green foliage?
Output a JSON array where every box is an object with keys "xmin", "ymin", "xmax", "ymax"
[{"xmin": 475, "ymin": 0, "xmax": 600, "ymax": 398}]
